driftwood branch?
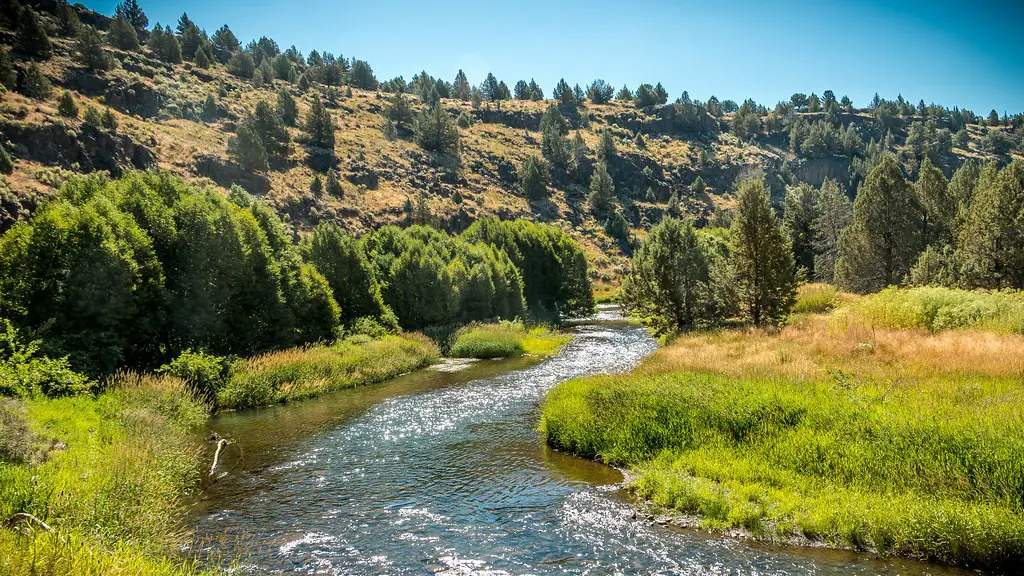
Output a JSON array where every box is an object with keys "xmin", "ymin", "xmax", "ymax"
[
  {"xmin": 209, "ymin": 438, "xmax": 233, "ymax": 476},
  {"xmin": 5, "ymin": 512, "xmax": 56, "ymax": 533}
]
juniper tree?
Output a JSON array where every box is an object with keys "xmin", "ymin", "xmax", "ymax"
[
  {"xmin": 835, "ymin": 155, "xmax": 921, "ymax": 292},
  {"xmin": 386, "ymin": 92, "xmax": 413, "ymax": 130},
  {"xmin": 782, "ymin": 183, "xmax": 819, "ymax": 277},
  {"xmin": 553, "ymin": 79, "xmax": 575, "ymax": 107},
  {"xmin": 914, "ymin": 156, "xmax": 955, "ymax": 249},
  {"xmin": 228, "ymin": 124, "xmax": 268, "ymax": 172},
  {"xmin": 597, "ymin": 130, "xmax": 616, "ymax": 161},
  {"xmin": 276, "ymin": 88, "xmax": 297, "ymax": 126},
  {"xmin": 101, "ymin": 107, "xmax": 118, "ymax": 130},
  {"xmin": 586, "ymin": 79, "xmax": 614, "ymax": 104},
  {"xmin": 527, "ymin": 79, "xmax": 543, "ymax": 100},
  {"xmin": 195, "ymin": 46, "xmax": 211, "ymax": 68},
  {"xmin": 310, "ymin": 174, "xmax": 323, "ymax": 195},
  {"xmin": 108, "ymin": 16, "xmax": 140, "ymax": 51},
  {"xmin": 0, "ymin": 146, "xmax": 13, "ymax": 175},
  {"xmin": 616, "ymin": 85, "xmax": 632, "ymax": 101},
  {"xmin": 414, "ymin": 105, "xmax": 459, "ymax": 155},
  {"xmin": 16, "ymin": 7, "xmax": 52, "ymax": 59},
  {"xmin": 56, "ymin": 0, "xmax": 80, "ymax": 36},
  {"xmin": 247, "ymin": 100, "xmax": 289, "ymax": 155},
  {"xmin": 58, "ymin": 91, "xmax": 78, "ymax": 118},
  {"xmin": 303, "ymin": 96, "xmax": 335, "ymax": 152},
  {"xmin": 520, "ymin": 155, "xmax": 550, "ymax": 200},
  {"xmin": 349, "ymin": 59, "xmax": 377, "ymax": 90},
  {"xmin": 325, "ymin": 170, "xmax": 343, "ymax": 197},
  {"xmin": 622, "ymin": 217, "xmax": 715, "ymax": 334},
  {"xmin": 212, "ymin": 25, "xmax": 239, "ymax": 55},
  {"xmin": 228, "ymin": 51, "xmax": 255, "ymax": 78},
  {"xmin": 0, "ymin": 48, "xmax": 15, "ymax": 92},
  {"xmin": 588, "ymin": 162, "xmax": 615, "ymax": 215},
  {"xmin": 540, "ymin": 105, "xmax": 570, "ymax": 172},
  {"xmin": 730, "ymin": 177, "xmax": 797, "ymax": 325},
  {"xmin": 75, "ymin": 26, "xmax": 111, "ymax": 72},
  {"xmin": 17, "ymin": 62, "xmax": 51, "ymax": 99}
]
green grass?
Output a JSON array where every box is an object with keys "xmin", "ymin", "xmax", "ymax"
[
  {"xmin": 0, "ymin": 373, "xmax": 216, "ymax": 576},
  {"xmin": 541, "ymin": 365, "xmax": 1024, "ymax": 569},
  {"xmin": 853, "ymin": 286, "xmax": 1024, "ymax": 333},
  {"xmin": 216, "ymin": 334, "xmax": 439, "ymax": 409},
  {"xmin": 449, "ymin": 322, "xmax": 571, "ymax": 359},
  {"xmin": 791, "ymin": 283, "xmax": 841, "ymax": 314}
]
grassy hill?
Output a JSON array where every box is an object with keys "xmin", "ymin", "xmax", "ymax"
[{"xmin": 1, "ymin": 2, "xmax": 1022, "ymax": 288}]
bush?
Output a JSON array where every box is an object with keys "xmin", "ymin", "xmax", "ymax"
[
  {"xmin": 0, "ymin": 399, "xmax": 34, "ymax": 464},
  {"xmin": 17, "ymin": 62, "xmax": 51, "ymax": 99},
  {"xmin": 0, "ymin": 146, "xmax": 12, "ymax": 175},
  {"xmin": 0, "ymin": 319, "xmax": 92, "ymax": 398},
  {"xmin": 414, "ymin": 104, "xmax": 460, "ymax": 154},
  {"xmin": 58, "ymin": 91, "xmax": 79, "ymax": 118},
  {"xmin": 83, "ymin": 105, "xmax": 103, "ymax": 128},
  {"xmin": 791, "ymin": 283, "xmax": 840, "ymax": 314},
  {"xmin": 157, "ymin": 349, "xmax": 232, "ymax": 401},
  {"xmin": 853, "ymin": 286, "xmax": 1024, "ymax": 333}
]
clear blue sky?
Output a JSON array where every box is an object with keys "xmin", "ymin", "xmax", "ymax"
[{"xmin": 82, "ymin": 0, "xmax": 1024, "ymax": 114}]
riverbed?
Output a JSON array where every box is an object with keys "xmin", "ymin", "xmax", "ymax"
[{"xmin": 190, "ymin": 308, "xmax": 969, "ymax": 575}]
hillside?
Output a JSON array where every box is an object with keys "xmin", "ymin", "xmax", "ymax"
[{"xmin": 1, "ymin": 1, "xmax": 1022, "ymax": 286}]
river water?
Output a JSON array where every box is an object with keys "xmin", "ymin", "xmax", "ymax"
[{"xmin": 190, "ymin": 308, "xmax": 968, "ymax": 575}]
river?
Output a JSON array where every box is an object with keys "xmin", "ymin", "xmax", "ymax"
[{"xmin": 190, "ymin": 307, "xmax": 969, "ymax": 575}]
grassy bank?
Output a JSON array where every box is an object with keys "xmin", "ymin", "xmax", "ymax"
[
  {"xmin": 217, "ymin": 334, "xmax": 439, "ymax": 409},
  {"xmin": 0, "ymin": 374, "xmax": 215, "ymax": 576},
  {"xmin": 541, "ymin": 288, "xmax": 1024, "ymax": 570},
  {"xmin": 852, "ymin": 286, "xmax": 1024, "ymax": 334},
  {"xmin": 449, "ymin": 322, "xmax": 571, "ymax": 359}
]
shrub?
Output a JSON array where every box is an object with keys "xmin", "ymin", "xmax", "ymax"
[
  {"xmin": 82, "ymin": 105, "xmax": 103, "ymax": 128},
  {"xmin": 17, "ymin": 62, "xmax": 51, "ymax": 99},
  {"xmin": 58, "ymin": 91, "xmax": 79, "ymax": 118},
  {"xmin": 157, "ymin": 349, "xmax": 232, "ymax": 401},
  {"xmin": 0, "ymin": 146, "xmax": 13, "ymax": 175},
  {"xmin": 791, "ymin": 283, "xmax": 840, "ymax": 314},
  {"xmin": 414, "ymin": 104, "xmax": 460, "ymax": 154},
  {"xmin": 0, "ymin": 319, "xmax": 92, "ymax": 398},
  {"xmin": 450, "ymin": 324, "xmax": 525, "ymax": 358},
  {"xmin": 0, "ymin": 399, "xmax": 34, "ymax": 463},
  {"xmin": 101, "ymin": 107, "xmax": 118, "ymax": 130},
  {"xmin": 854, "ymin": 286, "xmax": 1024, "ymax": 333}
]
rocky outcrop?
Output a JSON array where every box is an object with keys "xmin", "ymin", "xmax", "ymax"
[
  {"xmin": 601, "ymin": 103, "xmax": 720, "ymax": 136},
  {"xmin": 193, "ymin": 155, "xmax": 271, "ymax": 195},
  {"xmin": 61, "ymin": 72, "xmax": 164, "ymax": 118},
  {"xmin": 1, "ymin": 121, "xmax": 156, "ymax": 176}
]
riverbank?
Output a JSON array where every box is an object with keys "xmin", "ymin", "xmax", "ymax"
[
  {"xmin": 1, "ymin": 374, "xmax": 215, "ymax": 576},
  {"xmin": 449, "ymin": 322, "xmax": 571, "ymax": 359},
  {"xmin": 541, "ymin": 288, "xmax": 1024, "ymax": 571}
]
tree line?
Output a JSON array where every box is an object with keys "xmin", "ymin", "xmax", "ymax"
[{"xmin": 0, "ymin": 172, "xmax": 593, "ymax": 376}]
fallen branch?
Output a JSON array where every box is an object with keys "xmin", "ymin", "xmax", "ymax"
[
  {"xmin": 209, "ymin": 438, "xmax": 233, "ymax": 476},
  {"xmin": 5, "ymin": 512, "xmax": 55, "ymax": 533}
]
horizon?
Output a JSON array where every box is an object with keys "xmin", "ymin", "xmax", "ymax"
[{"xmin": 79, "ymin": 0, "xmax": 1024, "ymax": 116}]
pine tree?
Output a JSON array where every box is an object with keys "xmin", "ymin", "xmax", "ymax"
[
  {"xmin": 588, "ymin": 162, "xmax": 615, "ymax": 215},
  {"xmin": 101, "ymin": 107, "xmax": 118, "ymax": 130},
  {"xmin": 201, "ymin": 93, "xmax": 218, "ymax": 121},
  {"xmin": 597, "ymin": 130, "xmax": 616, "ymax": 161},
  {"xmin": 782, "ymin": 183, "xmax": 819, "ymax": 277},
  {"xmin": 811, "ymin": 178, "xmax": 852, "ymax": 283},
  {"xmin": 480, "ymin": 72, "xmax": 500, "ymax": 101},
  {"xmin": 553, "ymin": 78, "xmax": 575, "ymax": 107},
  {"xmin": 246, "ymin": 100, "xmax": 289, "ymax": 155},
  {"xmin": 914, "ymin": 156, "xmax": 954, "ymax": 248},
  {"xmin": 454, "ymin": 69, "xmax": 471, "ymax": 101},
  {"xmin": 56, "ymin": 0, "xmax": 80, "ymax": 36},
  {"xmin": 194, "ymin": 46, "xmax": 211, "ymax": 68},
  {"xmin": 116, "ymin": 0, "xmax": 148, "ymax": 30},
  {"xmin": 835, "ymin": 155, "xmax": 921, "ymax": 292},
  {"xmin": 520, "ymin": 155, "xmax": 550, "ymax": 200},
  {"xmin": 540, "ymin": 105, "xmax": 570, "ymax": 171},
  {"xmin": 413, "ymin": 105, "xmax": 459, "ymax": 154},
  {"xmin": 325, "ymin": 170, "xmax": 343, "ymax": 197},
  {"xmin": 0, "ymin": 48, "xmax": 15, "ymax": 92},
  {"xmin": 276, "ymin": 88, "xmax": 297, "ymax": 126},
  {"xmin": 957, "ymin": 161, "xmax": 1024, "ymax": 289},
  {"xmin": 108, "ymin": 16, "xmax": 140, "ymax": 51},
  {"xmin": 385, "ymin": 92, "xmax": 413, "ymax": 130},
  {"xmin": 16, "ymin": 7, "xmax": 52, "ymax": 59},
  {"xmin": 57, "ymin": 91, "xmax": 79, "ymax": 118},
  {"xmin": 228, "ymin": 124, "xmax": 268, "ymax": 172},
  {"xmin": 303, "ymin": 96, "xmax": 335, "ymax": 151},
  {"xmin": 17, "ymin": 62, "xmax": 51, "ymax": 99},
  {"xmin": 75, "ymin": 26, "xmax": 111, "ymax": 72},
  {"xmin": 730, "ymin": 177, "xmax": 797, "ymax": 325}
]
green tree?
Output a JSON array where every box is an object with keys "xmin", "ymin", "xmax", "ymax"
[
  {"xmin": 957, "ymin": 161, "xmax": 1024, "ymax": 289},
  {"xmin": 914, "ymin": 156, "xmax": 954, "ymax": 249},
  {"xmin": 194, "ymin": 46, "xmax": 212, "ymax": 68},
  {"xmin": 228, "ymin": 51, "xmax": 256, "ymax": 78},
  {"xmin": 520, "ymin": 155, "xmax": 550, "ymax": 200},
  {"xmin": 75, "ymin": 26, "xmax": 111, "ymax": 72},
  {"xmin": 586, "ymin": 79, "xmax": 614, "ymax": 104},
  {"xmin": 782, "ymin": 183, "xmax": 819, "ymax": 277},
  {"xmin": 325, "ymin": 170, "xmax": 343, "ymax": 196},
  {"xmin": 17, "ymin": 62, "xmax": 51, "ymax": 99},
  {"xmin": 622, "ymin": 217, "xmax": 715, "ymax": 333},
  {"xmin": 540, "ymin": 105, "xmax": 570, "ymax": 171},
  {"xmin": 0, "ymin": 146, "xmax": 14, "ymax": 175},
  {"xmin": 108, "ymin": 16, "xmax": 140, "ymax": 51},
  {"xmin": 588, "ymin": 162, "xmax": 615, "ymax": 215},
  {"xmin": 597, "ymin": 130, "xmax": 616, "ymax": 161},
  {"xmin": 115, "ymin": 0, "xmax": 148, "ymax": 30},
  {"xmin": 303, "ymin": 96, "xmax": 335, "ymax": 151},
  {"xmin": 414, "ymin": 105, "xmax": 459, "ymax": 154},
  {"xmin": 730, "ymin": 177, "xmax": 797, "ymax": 325},
  {"xmin": 276, "ymin": 88, "xmax": 297, "ymax": 126},
  {"xmin": 57, "ymin": 91, "xmax": 79, "ymax": 118},
  {"xmin": 349, "ymin": 59, "xmax": 377, "ymax": 89},
  {"xmin": 16, "ymin": 7, "xmax": 52, "ymax": 59},
  {"xmin": 202, "ymin": 93, "xmax": 218, "ymax": 121},
  {"xmin": 453, "ymin": 69, "xmax": 471, "ymax": 101},
  {"xmin": 811, "ymin": 178, "xmax": 852, "ymax": 284},
  {"xmin": 55, "ymin": 0, "xmax": 80, "ymax": 36},
  {"xmin": 386, "ymin": 91, "xmax": 413, "ymax": 130},
  {"xmin": 228, "ymin": 125, "xmax": 268, "ymax": 172},
  {"xmin": 835, "ymin": 155, "xmax": 921, "ymax": 292},
  {"xmin": 0, "ymin": 48, "xmax": 16, "ymax": 92},
  {"xmin": 304, "ymin": 223, "xmax": 395, "ymax": 327},
  {"xmin": 246, "ymin": 99, "xmax": 289, "ymax": 155}
]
